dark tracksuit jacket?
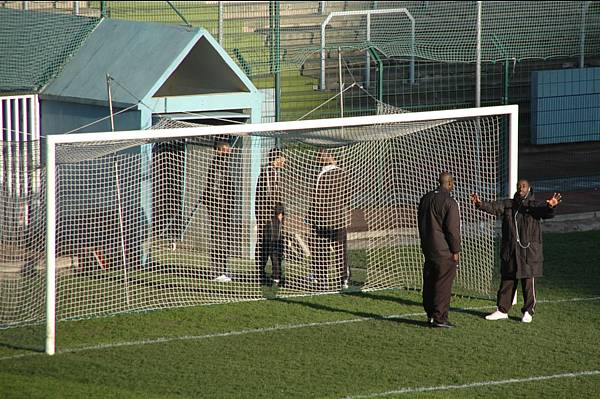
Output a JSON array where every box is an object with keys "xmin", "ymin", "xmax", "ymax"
[{"xmin": 417, "ymin": 186, "xmax": 461, "ymax": 323}]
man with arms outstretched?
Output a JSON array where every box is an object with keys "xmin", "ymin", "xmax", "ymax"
[{"xmin": 471, "ymin": 179, "xmax": 561, "ymax": 323}]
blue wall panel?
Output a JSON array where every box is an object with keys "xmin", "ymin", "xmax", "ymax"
[{"xmin": 531, "ymin": 67, "xmax": 600, "ymax": 144}]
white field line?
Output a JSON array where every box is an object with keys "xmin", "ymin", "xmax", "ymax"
[
  {"xmin": 0, "ymin": 296, "xmax": 599, "ymax": 362},
  {"xmin": 343, "ymin": 370, "xmax": 600, "ymax": 398}
]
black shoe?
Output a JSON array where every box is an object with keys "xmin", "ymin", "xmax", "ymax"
[{"xmin": 432, "ymin": 321, "xmax": 455, "ymax": 328}]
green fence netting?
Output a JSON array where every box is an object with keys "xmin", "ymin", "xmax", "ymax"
[{"xmin": 0, "ymin": 8, "xmax": 100, "ymax": 93}]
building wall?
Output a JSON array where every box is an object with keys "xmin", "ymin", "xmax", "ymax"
[{"xmin": 41, "ymin": 99, "xmax": 142, "ymax": 135}]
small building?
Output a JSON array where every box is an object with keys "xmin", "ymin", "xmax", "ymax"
[{"xmin": 0, "ymin": 9, "xmax": 263, "ymax": 265}]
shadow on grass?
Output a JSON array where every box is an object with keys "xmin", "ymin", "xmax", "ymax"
[
  {"xmin": 342, "ymin": 290, "xmax": 422, "ymax": 308},
  {"xmin": 0, "ymin": 341, "xmax": 44, "ymax": 353},
  {"xmin": 274, "ymin": 296, "xmax": 431, "ymax": 328}
]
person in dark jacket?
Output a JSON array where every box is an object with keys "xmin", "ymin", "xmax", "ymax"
[
  {"xmin": 417, "ymin": 172, "xmax": 461, "ymax": 328},
  {"xmin": 307, "ymin": 150, "xmax": 351, "ymax": 290},
  {"xmin": 471, "ymin": 179, "xmax": 562, "ymax": 323},
  {"xmin": 255, "ymin": 148, "xmax": 286, "ymax": 285},
  {"xmin": 204, "ymin": 138, "xmax": 235, "ymax": 282},
  {"xmin": 260, "ymin": 203, "xmax": 286, "ymax": 287}
]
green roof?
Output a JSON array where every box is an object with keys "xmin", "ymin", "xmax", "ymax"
[{"xmin": 0, "ymin": 9, "xmax": 100, "ymax": 94}]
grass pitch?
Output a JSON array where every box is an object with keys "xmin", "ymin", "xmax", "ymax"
[{"xmin": 1, "ymin": 230, "xmax": 599, "ymax": 398}]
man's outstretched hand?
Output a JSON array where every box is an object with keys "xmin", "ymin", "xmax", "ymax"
[
  {"xmin": 470, "ymin": 193, "xmax": 481, "ymax": 206},
  {"xmin": 546, "ymin": 192, "xmax": 562, "ymax": 208}
]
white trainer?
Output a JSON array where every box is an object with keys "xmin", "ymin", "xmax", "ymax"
[
  {"xmin": 522, "ymin": 311, "xmax": 533, "ymax": 323},
  {"xmin": 485, "ymin": 310, "xmax": 509, "ymax": 320},
  {"xmin": 342, "ymin": 279, "xmax": 349, "ymax": 289},
  {"xmin": 213, "ymin": 274, "xmax": 232, "ymax": 283}
]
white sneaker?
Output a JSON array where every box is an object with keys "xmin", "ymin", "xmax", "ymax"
[
  {"xmin": 272, "ymin": 279, "xmax": 280, "ymax": 287},
  {"xmin": 213, "ymin": 274, "xmax": 232, "ymax": 283},
  {"xmin": 522, "ymin": 311, "xmax": 533, "ymax": 323},
  {"xmin": 342, "ymin": 279, "xmax": 349, "ymax": 289},
  {"xmin": 485, "ymin": 310, "xmax": 509, "ymax": 320}
]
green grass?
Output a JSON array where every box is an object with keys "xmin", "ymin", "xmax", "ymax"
[{"xmin": 1, "ymin": 230, "xmax": 599, "ymax": 398}]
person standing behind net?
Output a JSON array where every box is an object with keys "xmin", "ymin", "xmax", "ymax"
[
  {"xmin": 255, "ymin": 148, "xmax": 286, "ymax": 285},
  {"xmin": 470, "ymin": 179, "xmax": 562, "ymax": 323},
  {"xmin": 417, "ymin": 172, "xmax": 461, "ymax": 328},
  {"xmin": 204, "ymin": 138, "xmax": 235, "ymax": 283},
  {"xmin": 307, "ymin": 149, "xmax": 351, "ymax": 290}
]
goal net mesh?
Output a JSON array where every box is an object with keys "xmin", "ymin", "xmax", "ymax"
[{"xmin": 0, "ymin": 113, "xmax": 503, "ymax": 327}]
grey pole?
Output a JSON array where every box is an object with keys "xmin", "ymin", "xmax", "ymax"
[
  {"xmin": 218, "ymin": 2, "xmax": 224, "ymax": 45},
  {"xmin": 476, "ymin": 1, "xmax": 482, "ymax": 107},
  {"xmin": 580, "ymin": 1, "xmax": 591, "ymax": 68}
]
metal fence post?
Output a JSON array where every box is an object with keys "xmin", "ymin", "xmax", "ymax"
[
  {"xmin": 580, "ymin": 1, "xmax": 591, "ymax": 68},
  {"xmin": 100, "ymin": 1, "xmax": 108, "ymax": 18},
  {"xmin": 218, "ymin": 2, "xmax": 224, "ymax": 45},
  {"xmin": 476, "ymin": 1, "xmax": 482, "ymax": 107}
]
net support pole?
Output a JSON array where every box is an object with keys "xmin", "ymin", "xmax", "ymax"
[
  {"xmin": 475, "ymin": 1, "xmax": 482, "ymax": 107},
  {"xmin": 114, "ymin": 161, "xmax": 131, "ymax": 306},
  {"xmin": 218, "ymin": 1, "xmax": 224, "ymax": 45},
  {"xmin": 508, "ymin": 103, "xmax": 519, "ymax": 198},
  {"xmin": 338, "ymin": 47, "xmax": 344, "ymax": 118},
  {"xmin": 106, "ymin": 74, "xmax": 115, "ymax": 132},
  {"xmin": 580, "ymin": 1, "xmax": 590, "ymax": 68},
  {"xmin": 365, "ymin": 14, "xmax": 371, "ymax": 89},
  {"xmin": 45, "ymin": 136, "xmax": 57, "ymax": 356}
]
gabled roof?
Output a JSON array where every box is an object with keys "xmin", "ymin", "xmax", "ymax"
[
  {"xmin": 0, "ymin": 9, "xmax": 100, "ymax": 94},
  {"xmin": 41, "ymin": 18, "xmax": 257, "ymax": 107}
]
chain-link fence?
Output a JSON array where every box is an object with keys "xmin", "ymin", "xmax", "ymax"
[{"xmin": 2, "ymin": 1, "xmax": 599, "ymax": 207}]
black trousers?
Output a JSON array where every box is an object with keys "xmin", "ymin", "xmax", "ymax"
[
  {"xmin": 422, "ymin": 258, "xmax": 457, "ymax": 324},
  {"xmin": 257, "ymin": 228, "xmax": 283, "ymax": 282},
  {"xmin": 496, "ymin": 277, "xmax": 536, "ymax": 314},
  {"xmin": 311, "ymin": 227, "xmax": 349, "ymax": 288},
  {"xmin": 209, "ymin": 220, "xmax": 231, "ymax": 277}
]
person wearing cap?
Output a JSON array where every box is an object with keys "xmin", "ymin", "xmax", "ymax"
[
  {"xmin": 204, "ymin": 138, "xmax": 235, "ymax": 283},
  {"xmin": 417, "ymin": 172, "xmax": 461, "ymax": 328},
  {"xmin": 255, "ymin": 148, "xmax": 286, "ymax": 285}
]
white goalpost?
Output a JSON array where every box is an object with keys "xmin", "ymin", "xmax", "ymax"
[{"xmin": 39, "ymin": 105, "xmax": 518, "ymax": 355}]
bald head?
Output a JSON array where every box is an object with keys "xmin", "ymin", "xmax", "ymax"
[{"xmin": 438, "ymin": 172, "xmax": 455, "ymax": 191}]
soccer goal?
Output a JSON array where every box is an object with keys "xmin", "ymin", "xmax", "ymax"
[{"xmin": 17, "ymin": 105, "xmax": 519, "ymax": 355}]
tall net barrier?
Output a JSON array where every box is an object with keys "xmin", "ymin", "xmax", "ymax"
[
  {"xmin": 2, "ymin": 3, "xmax": 598, "ymax": 202},
  {"xmin": 0, "ymin": 140, "xmax": 46, "ymax": 328},
  {"xmin": 0, "ymin": 107, "xmax": 514, "ymax": 332}
]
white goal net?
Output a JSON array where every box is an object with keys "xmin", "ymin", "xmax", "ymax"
[{"xmin": 0, "ymin": 106, "xmax": 518, "ymax": 354}]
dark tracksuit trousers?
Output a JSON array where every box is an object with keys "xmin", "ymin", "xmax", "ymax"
[
  {"xmin": 422, "ymin": 257, "xmax": 457, "ymax": 324},
  {"xmin": 496, "ymin": 277, "xmax": 536, "ymax": 315},
  {"xmin": 312, "ymin": 227, "xmax": 349, "ymax": 289},
  {"xmin": 257, "ymin": 217, "xmax": 285, "ymax": 283},
  {"xmin": 258, "ymin": 229, "xmax": 284, "ymax": 282}
]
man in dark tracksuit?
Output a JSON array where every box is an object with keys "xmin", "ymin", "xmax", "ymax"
[
  {"xmin": 471, "ymin": 179, "xmax": 562, "ymax": 323},
  {"xmin": 255, "ymin": 148, "xmax": 286, "ymax": 285},
  {"xmin": 204, "ymin": 138, "xmax": 235, "ymax": 282},
  {"xmin": 417, "ymin": 172, "xmax": 461, "ymax": 328},
  {"xmin": 308, "ymin": 150, "xmax": 351, "ymax": 290}
]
